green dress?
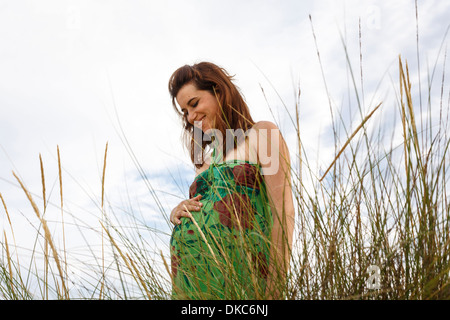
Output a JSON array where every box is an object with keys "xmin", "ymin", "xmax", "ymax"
[{"xmin": 170, "ymin": 147, "xmax": 273, "ymax": 299}]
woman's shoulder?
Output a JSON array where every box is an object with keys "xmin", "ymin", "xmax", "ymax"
[
  {"xmin": 252, "ymin": 120, "xmax": 279, "ymax": 131},
  {"xmin": 251, "ymin": 120, "xmax": 289, "ymax": 158},
  {"xmin": 250, "ymin": 121, "xmax": 282, "ymax": 143}
]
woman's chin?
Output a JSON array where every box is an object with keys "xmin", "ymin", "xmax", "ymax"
[{"xmin": 202, "ymin": 124, "xmax": 211, "ymax": 133}]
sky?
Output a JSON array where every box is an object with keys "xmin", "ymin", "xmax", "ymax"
[{"xmin": 0, "ymin": 0, "xmax": 449, "ymax": 296}]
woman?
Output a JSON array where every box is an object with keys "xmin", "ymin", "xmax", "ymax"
[{"xmin": 168, "ymin": 62, "xmax": 295, "ymax": 299}]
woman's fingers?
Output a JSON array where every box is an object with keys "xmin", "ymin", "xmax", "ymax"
[
  {"xmin": 171, "ymin": 198, "xmax": 203, "ymax": 225},
  {"xmin": 172, "ymin": 209, "xmax": 193, "ymax": 225},
  {"xmin": 172, "ymin": 211, "xmax": 190, "ymax": 225},
  {"xmin": 193, "ymin": 194, "xmax": 202, "ymax": 200}
]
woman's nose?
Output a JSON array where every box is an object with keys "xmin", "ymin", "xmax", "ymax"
[
  {"xmin": 188, "ymin": 110, "xmax": 204, "ymax": 125},
  {"xmin": 187, "ymin": 111, "xmax": 195, "ymax": 125}
]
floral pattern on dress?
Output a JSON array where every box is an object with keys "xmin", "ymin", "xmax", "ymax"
[
  {"xmin": 252, "ymin": 251, "xmax": 269, "ymax": 280},
  {"xmin": 189, "ymin": 175, "xmax": 209, "ymax": 198},
  {"xmin": 170, "ymin": 160, "xmax": 272, "ymax": 299},
  {"xmin": 232, "ymin": 162, "xmax": 260, "ymax": 190},
  {"xmin": 213, "ymin": 193, "xmax": 255, "ymax": 230}
]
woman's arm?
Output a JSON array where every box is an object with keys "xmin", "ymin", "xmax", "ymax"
[{"xmin": 253, "ymin": 121, "xmax": 295, "ymax": 299}]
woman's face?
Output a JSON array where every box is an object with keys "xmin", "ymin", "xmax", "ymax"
[{"xmin": 176, "ymin": 82, "xmax": 220, "ymax": 132}]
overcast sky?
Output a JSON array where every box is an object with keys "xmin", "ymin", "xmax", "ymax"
[{"xmin": 0, "ymin": 0, "xmax": 449, "ymax": 294}]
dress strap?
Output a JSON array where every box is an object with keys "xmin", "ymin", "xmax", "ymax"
[
  {"xmin": 211, "ymin": 146, "xmax": 222, "ymax": 164},
  {"xmin": 209, "ymin": 145, "xmax": 222, "ymax": 177}
]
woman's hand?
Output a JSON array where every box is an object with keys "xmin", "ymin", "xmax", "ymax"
[{"xmin": 170, "ymin": 194, "xmax": 203, "ymax": 225}]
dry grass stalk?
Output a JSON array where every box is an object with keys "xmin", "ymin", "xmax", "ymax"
[
  {"xmin": 56, "ymin": 146, "xmax": 68, "ymax": 287},
  {"xmin": 183, "ymin": 204, "xmax": 219, "ymax": 266},
  {"xmin": 39, "ymin": 154, "xmax": 46, "ymax": 212},
  {"xmin": 40, "ymin": 153, "xmax": 49, "ymax": 299},
  {"xmin": 399, "ymin": 57, "xmax": 422, "ymax": 166},
  {"xmin": 44, "ymin": 238, "xmax": 49, "ymax": 300},
  {"xmin": 12, "ymin": 171, "xmax": 69, "ymax": 299},
  {"xmin": 0, "ymin": 193, "xmax": 12, "ymax": 230},
  {"xmin": 101, "ymin": 142, "xmax": 108, "ymax": 209},
  {"xmin": 126, "ymin": 253, "xmax": 152, "ymax": 299},
  {"xmin": 1, "ymin": 192, "xmax": 25, "ymax": 293},
  {"xmin": 101, "ymin": 222, "xmax": 151, "ymax": 299},
  {"xmin": 99, "ymin": 142, "xmax": 108, "ymax": 299},
  {"xmin": 320, "ymin": 102, "xmax": 382, "ymax": 182},
  {"xmin": 3, "ymin": 231, "xmax": 14, "ymax": 296},
  {"xmin": 160, "ymin": 249, "xmax": 173, "ymax": 283}
]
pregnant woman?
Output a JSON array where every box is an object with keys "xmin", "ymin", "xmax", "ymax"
[{"xmin": 168, "ymin": 62, "xmax": 295, "ymax": 299}]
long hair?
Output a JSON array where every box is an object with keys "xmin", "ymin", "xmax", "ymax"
[{"xmin": 168, "ymin": 62, "xmax": 255, "ymax": 168}]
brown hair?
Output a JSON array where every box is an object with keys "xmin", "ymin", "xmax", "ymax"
[{"xmin": 168, "ymin": 62, "xmax": 255, "ymax": 168}]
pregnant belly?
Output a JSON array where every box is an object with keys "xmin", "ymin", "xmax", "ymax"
[{"xmin": 169, "ymin": 195, "xmax": 270, "ymax": 299}]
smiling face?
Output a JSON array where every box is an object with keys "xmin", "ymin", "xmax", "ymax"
[
  {"xmin": 176, "ymin": 82, "xmax": 220, "ymax": 132},
  {"xmin": 169, "ymin": 62, "xmax": 256, "ymax": 168}
]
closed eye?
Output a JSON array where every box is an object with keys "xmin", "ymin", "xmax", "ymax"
[
  {"xmin": 180, "ymin": 98, "xmax": 198, "ymax": 118},
  {"xmin": 187, "ymin": 97, "xmax": 199, "ymax": 108}
]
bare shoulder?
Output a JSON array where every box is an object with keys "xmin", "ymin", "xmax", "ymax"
[
  {"xmin": 252, "ymin": 120, "xmax": 284, "ymax": 143},
  {"xmin": 252, "ymin": 120, "xmax": 290, "ymax": 171},
  {"xmin": 252, "ymin": 120, "xmax": 279, "ymax": 131}
]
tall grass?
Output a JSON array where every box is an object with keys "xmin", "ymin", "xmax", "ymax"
[
  {"xmin": 285, "ymin": 55, "xmax": 450, "ymax": 299},
  {"xmin": 1, "ymin": 17, "xmax": 449, "ymax": 299}
]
